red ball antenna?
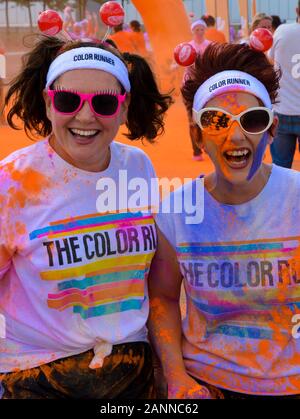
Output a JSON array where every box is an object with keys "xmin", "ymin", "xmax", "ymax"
[
  {"xmin": 249, "ymin": 28, "xmax": 273, "ymax": 52},
  {"xmin": 174, "ymin": 43, "xmax": 197, "ymax": 67}
]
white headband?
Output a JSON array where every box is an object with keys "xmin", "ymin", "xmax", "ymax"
[
  {"xmin": 192, "ymin": 70, "xmax": 272, "ymax": 121},
  {"xmin": 191, "ymin": 19, "xmax": 207, "ymax": 31},
  {"xmin": 45, "ymin": 47, "xmax": 131, "ymax": 92}
]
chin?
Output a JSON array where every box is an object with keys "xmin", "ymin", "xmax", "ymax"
[{"xmin": 222, "ymin": 169, "xmax": 251, "ymax": 185}]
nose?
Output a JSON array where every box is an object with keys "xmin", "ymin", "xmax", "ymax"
[
  {"xmin": 226, "ymin": 120, "xmax": 247, "ymax": 144},
  {"xmin": 74, "ymin": 99, "xmax": 96, "ymax": 122}
]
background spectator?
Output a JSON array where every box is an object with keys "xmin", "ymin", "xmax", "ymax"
[
  {"xmin": 201, "ymin": 14, "xmax": 226, "ymax": 44},
  {"xmin": 268, "ymin": 2, "xmax": 300, "ymax": 168},
  {"xmin": 240, "ymin": 12, "xmax": 273, "ymax": 44},
  {"xmin": 129, "ymin": 20, "xmax": 147, "ymax": 57},
  {"xmin": 251, "ymin": 12, "xmax": 273, "ymax": 32},
  {"xmin": 109, "ymin": 23, "xmax": 136, "ymax": 53}
]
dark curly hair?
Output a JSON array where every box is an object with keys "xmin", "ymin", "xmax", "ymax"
[
  {"xmin": 182, "ymin": 42, "xmax": 281, "ymax": 118},
  {"xmin": 5, "ymin": 36, "xmax": 173, "ymax": 142}
]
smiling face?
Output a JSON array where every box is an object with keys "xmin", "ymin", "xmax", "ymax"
[
  {"xmin": 193, "ymin": 24, "xmax": 206, "ymax": 41},
  {"xmin": 201, "ymin": 91, "xmax": 274, "ymax": 185},
  {"xmin": 257, "ymin": 18, "xmax": 273, "ymax": 31},
  {"xmin": 43, "ymin": 68, "xmax": 129, "ymax": 172}
]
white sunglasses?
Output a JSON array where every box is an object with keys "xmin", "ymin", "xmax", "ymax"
[{"xmin": 193, "ymin": 106, "xmax": 274, "ymax": 136}]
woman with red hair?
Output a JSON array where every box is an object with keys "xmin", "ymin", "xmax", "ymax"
[{"xmin": 149, "ymin": 42, "xmax": 300, "ymax": 399}]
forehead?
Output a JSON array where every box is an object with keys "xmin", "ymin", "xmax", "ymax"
[
  {"xmin": 259, "ymin": 19, "xmax": 272, "ymax": 26},
  {"xmin": 54, "ymin": 69, "xmax": 121, "ymax": 91},
  {"xmin": 205, "ymin": 92, "xmax": 260, "ymax": 113},
  {"xmin": 194, "ymin": 25, "xmax": 205, "ymax": 30}
]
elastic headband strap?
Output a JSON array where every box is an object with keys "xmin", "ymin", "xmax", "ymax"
[
  {"xmin": 192, "ymin": 70, "xmax": 272, "ymax": 120},
  {"xmin": 45, "ymin": 47, "xmax": 131, "ymax": 92}
]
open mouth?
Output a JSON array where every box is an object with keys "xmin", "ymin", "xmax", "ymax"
[
  {"xmin": 69, "ymin": 128, "xmax": 100, "ymax": 140},
  {"xmin": 223, "ymin": 148, "xmax": 252, "ymax": 169}
]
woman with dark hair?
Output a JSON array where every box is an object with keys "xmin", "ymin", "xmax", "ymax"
[
  {"xmin": 0, "ymin": 36, "xmax": 172, "ymax": 399},
  {"xmin": 240, "ymin": 13, "xmax": 273, "ymax": 44},
  {"xmin": 148, "ymin": 42, "xmax": 300, "ymax": 399}
]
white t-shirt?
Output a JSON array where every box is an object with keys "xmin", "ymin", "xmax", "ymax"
[
  {"xmin": 189, "ymin": 39, "xmax": 211, "ymax": 56},
  {"xmin": 268, "ymin": 23, "xmax": 300, "ymax": 115},
  {"xmin": 0, "ymin": 139, "xmax": 157, "ymax": 372},
  {"xmin": 156, "ymin": 165, "xmax": 300, "ymax": 395}
]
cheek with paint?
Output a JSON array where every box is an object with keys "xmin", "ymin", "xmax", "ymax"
[{"xmin": 247, "ymin": 131, "xmax": 269, "ymax": 181}]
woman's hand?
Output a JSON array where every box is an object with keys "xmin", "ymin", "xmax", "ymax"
[{"xmin": 167, "ymin": 373, "xmax": 212, "ymax": 399}]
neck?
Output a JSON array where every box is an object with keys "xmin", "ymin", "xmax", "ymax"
[
  {"xmin": 49, "ymin": 135, "xmax": 111, "ymax": 173},
  {"xmin": 194, "ymin": 35, "xmax": 205, "ymax": 44},
  {"xmin": 205, "ymin": 163, "xmax": 272, "ymax": 205}
]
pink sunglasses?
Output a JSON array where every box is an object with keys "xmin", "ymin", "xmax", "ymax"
[{"xmin": 47, "ymin": 89, "xmax": 127, "ymax": 118}]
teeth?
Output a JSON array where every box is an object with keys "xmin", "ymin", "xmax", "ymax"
[
  {"xmin": 70, "ymin": 129, "xmax": 98, "ymax": 137},
  {"xmin": 226, "ymin": 150, "xmax": 250, "ymax": 157}
]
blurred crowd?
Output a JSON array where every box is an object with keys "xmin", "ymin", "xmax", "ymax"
[{"xmin": 0, "ymin": 8, "xmax": 292, "ymax": 129}]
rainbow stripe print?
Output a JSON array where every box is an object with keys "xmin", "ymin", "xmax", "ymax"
[
  {"xmin": 30, "ymin": 211, "xmax": 156, "ymax": 319},
  {"xmin": 177, "ymin": 236, "xmax": 300, "ymax": 339}
]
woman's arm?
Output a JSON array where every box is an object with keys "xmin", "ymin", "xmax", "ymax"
[{"xmin": 148, "ymin": 227, "xmax": 211, "ymax": 399}]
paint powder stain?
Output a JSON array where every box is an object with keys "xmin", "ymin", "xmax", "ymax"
[
  {"xmin": 258, "ymin": 340, "xmax": 272, "ymax": 357},
  {"xmin": 150, "ymin": 297, "xmax": 167, "ymax": 318},
  {"xmin": 15, "ymin": 221, "xmax": 27, "ymax": 237},
  {"xmin": 4, "ymin": 162, "xmax": 51, "ymax": 208},
  {"xmin": 0, "ymin": 244, "xmax": 12, "ymax": 264},
  {"xmin": 159, "ymin": 329, "xmax": 173, "ymax": 344},
  {"xmin": 288, "ymin": 376, "xmax": 300, "ymax": 392},
  {"xmin": 0, "ymin": 194, "xmax": 5, "ymax": 208},
  {"xmin": 63, "ymin": 169, "xmax": 78, "ymax": 184}
]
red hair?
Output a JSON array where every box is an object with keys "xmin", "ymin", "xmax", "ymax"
[{"xmin": 182, "ymin": 43, "xmax": 281, "ymax": 117}]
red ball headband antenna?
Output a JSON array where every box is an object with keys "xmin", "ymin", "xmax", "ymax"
[
  {"xmin": 38, "ymin": 10, "xmax": 72, "ymax": 40},
  {"xmin": 174, "ymin": 27, "xmax": 273, "ymax": 68},
  {"xmin": 99, "ymin": 1, "xmax": 125, "ymax": 43},
  {"xmin": 174, "ymin": 43, "xmax": 197, "ymax": 67},
  {"xmin": 249, "ymin": 28, "xmax": 273, "ymax": 52}
]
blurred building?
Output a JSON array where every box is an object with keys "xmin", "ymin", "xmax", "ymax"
[{"xmin": 0, "ymin": 0, "xmax": 298, "ymax": 27}]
